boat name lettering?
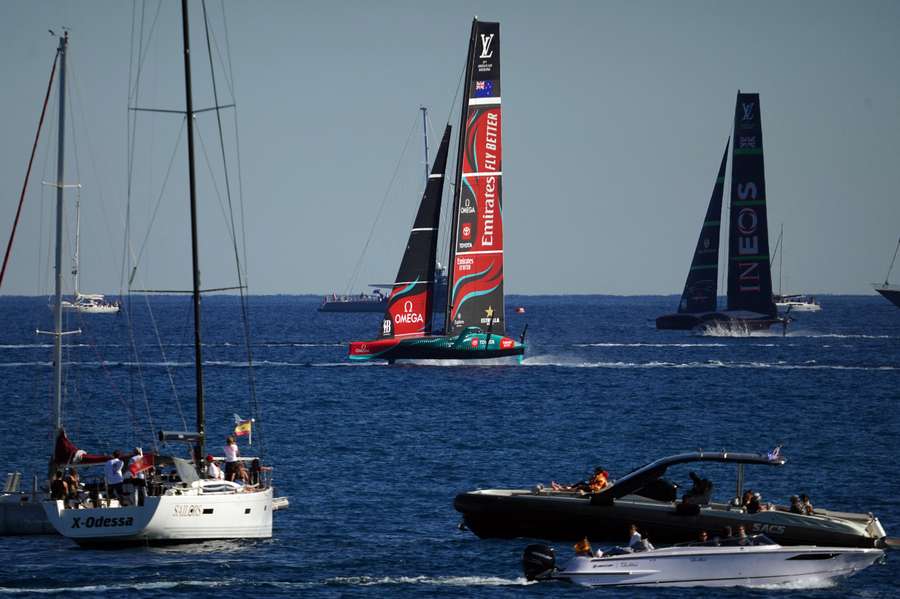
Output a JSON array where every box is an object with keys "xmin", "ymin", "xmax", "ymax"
[
  {"xmin": 173, "ymin": 504, "xmax": 204, "ymax": 517},
  {"xmin": 71, "ymin": 515, "xmax": 134, "ymax": 529},
  {"xmin": 735, "ymin": 181, "xmax": 761, "ymax": 292},
  {"xmin": 456, "ymin": 256, "xmax": 474, "ymax": 272},
  {"xmin": 751, "ymin": 523, "xmax": 785, "ymax": 535}
]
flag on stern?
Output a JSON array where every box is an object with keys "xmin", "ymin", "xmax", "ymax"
[{"xmin": 233, "ymin": 414, "xmax": 254, "ymax": 444}]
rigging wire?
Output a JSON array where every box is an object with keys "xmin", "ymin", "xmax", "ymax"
[
  {"xmin": 345, "ymin": 114, "xmax": 420, "ymax": 295},
  {"xmin": 202, "ymin": 0, "xmax": 262, "ymax": 453}
]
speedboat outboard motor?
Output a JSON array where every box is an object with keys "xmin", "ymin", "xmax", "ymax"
[{"xmin": 523, "ymin": 544, "xmax": 556, "ymax": 581}]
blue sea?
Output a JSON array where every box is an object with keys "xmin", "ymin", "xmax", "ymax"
[{"xmin": 0, "ymin": 294, "xmax": 897, "ymax": 597}]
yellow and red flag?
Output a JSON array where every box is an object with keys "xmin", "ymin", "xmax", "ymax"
[{"xmin": 233, "ymin": 414, "xmax": 254, "ymax": 444}]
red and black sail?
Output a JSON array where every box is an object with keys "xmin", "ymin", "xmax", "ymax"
[
  {"xmin": 678, "ymin": 140, "xmax": 728, "ymax": 314},
  {"xmin": 727, "ymin": 92, "xmax": 776, "ymax": 316},
  {"xmin": 446, "ymin": 19, "xmax": 505, "ymax": 336},
  {"xmin": 379, "ymin": 125, "xmax": 452, "ymax": 339}
]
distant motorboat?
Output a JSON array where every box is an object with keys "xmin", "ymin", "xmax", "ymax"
[{"xmin": 523, "ymin": 535, "xmax": 884, "ymax": 588}]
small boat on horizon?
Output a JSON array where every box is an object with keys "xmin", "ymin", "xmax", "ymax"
[
  {"xmin": 772, "ymin": 224, "xmax": 821, "ymax": 312},
  {"xmin": 657, "ymin": 92, "xmax": 787, "ymax": 333},
  {"xmin": 523, "ymin": 535, "xmax": 884, "ymax": 588}
]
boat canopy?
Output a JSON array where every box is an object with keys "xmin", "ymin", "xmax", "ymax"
[{"xmin": 592, "ymin": 451, "xmax": 785, "ymax": 502}]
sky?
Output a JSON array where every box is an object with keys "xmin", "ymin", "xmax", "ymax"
[{"xmin": 1, "ymin": 0, "xmax": 898, "ymax": 296}]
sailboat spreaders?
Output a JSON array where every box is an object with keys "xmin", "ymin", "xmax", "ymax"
[{"xmin": 349, "ymin": 19, "xmax": 525, "ymax": 363}]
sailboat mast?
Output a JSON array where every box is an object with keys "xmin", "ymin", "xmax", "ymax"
[
  {"xmin": 779, "ymin": 224, "xmax": 783, "ymax": 296},
  {"xmin": 72, "ymin": 194, "xmax": 80, "ymax": 298},
  {"xmin": 444, "ymin": 18, "xmax": 478, "ymax": 332},
  {"xmin": 52, "ymin": 32, "xmax": 68, "ymax": 436},
  {"xmin": 181, "ymin": 0, "xmax": 205, "ymax": 462},
  {"xmin": 884, "ymin": 237, "xmax": 900, "ymax": 286},
  {"xmin": 421, "ymin": 106, "xmax": 429, "ymax": 185}
]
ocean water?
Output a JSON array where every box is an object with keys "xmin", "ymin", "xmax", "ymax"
[{"xmin": 0, "ymin": 294, "xmax": 897, "ymax": 597}]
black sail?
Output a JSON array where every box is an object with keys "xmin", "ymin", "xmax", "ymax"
[
  {"xmin": 727, "ymin": 92, "xmax": 776, "ymax": 316},
  {"xmin": 678, "ymin": 140, "xmax": 728, "ymax": 314},
  {"xmin": 379, "ymin": 125, "xmax": 452, "ymax": 339},
  {"xmin": 446, "ymin": 19, "xmax": 505, "ymax": 336}
]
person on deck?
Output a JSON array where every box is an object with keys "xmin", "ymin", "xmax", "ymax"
[
  {"xmin": 206, "ymin": 455, "xmax": 223, "ymax": 480},
  {"xmin": 104, "ymin": 450, "xmax": 125, "ymax": 503},
  {"xmin": 573, "ymin": 536, "xmax": 594, "ymax": 557},
  {"xmin": 551, "ymin": 466, "xmax": 610, "ymax": 494},
  {"xmin": 224, "ymin": 436, "xmax": 239, "ymax": 482},
  {"xmin": 789, "ymin": 495, "xmax": 803, "ymax": 514},
  {"xmin": 127, "ymin": 447, "xmax": 147, "ymax": 506},
  {"xmin": 50, "ymin": 470, "xmax": 68, "ymax": 501},
  {"xmin": 63, "ymin": 469, "xmax": 79, "ymax": 507}
]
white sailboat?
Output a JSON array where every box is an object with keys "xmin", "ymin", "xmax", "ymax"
[
  {"xmin": 60, "ymin": 194, "xmax": 120, "ymax": 314},
  {"xmin": 772, "ymin": 224, "xmax": 821, "ymax": 312},
  {"xmin": 43, "ymin": 1, "xmax": 286, "ymax": 546}
]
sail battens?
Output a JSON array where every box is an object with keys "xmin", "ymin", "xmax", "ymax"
[
  {"xmin": 675, "ymin": 139, "xmax": 728, "ymax": 314},
  {"xmin": 445, "ymin": 20, "xmax": 505, "ymax": 336},
  {"xmin": 468, "ymin": 97, "xmax": 501, "ymax": 106},
  {"xmin": 379, "ymin": 125, "xmax": 453, "ymax": 339},
  {"xmin": 727, "ymin": 92, "xmax": 776, "ymax": 316}
]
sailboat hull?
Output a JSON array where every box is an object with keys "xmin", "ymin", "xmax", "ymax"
[
  {"xmin": 43, "ymin": 486, "xmax": 273, "ymax": 547},
  {"xmin": 656, "ymin": 311, "xmax": 784, "ymax": 331},
  {"xmin": 874, "ymin": 285, "xmax": 900, "ymax": 308},
  {"xmin": 349, "ymin": 331, "xmax": 524, "ymax": 362}
]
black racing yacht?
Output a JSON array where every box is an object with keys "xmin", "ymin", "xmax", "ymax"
[
  {"xmin": 657, "ymin": 92, "xmax": 786, "ymax": 332},
  {"xmin": 454, "ymin": 450, "xmax": 894, "ymax": 549}
]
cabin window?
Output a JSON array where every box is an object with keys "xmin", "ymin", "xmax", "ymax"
[{"xmin": 203, "ymin": 508, "xmax": 214, "ymax": 514}]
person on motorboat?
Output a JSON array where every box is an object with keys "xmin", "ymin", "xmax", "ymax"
[
  {"xmin": 551, "ymin": 466, "xmax": 609, "ymax": 494},
  {"xmin": 789, "ymin": 494, "xmax": 803, "ymax": 514},
  {"xmin": 800, "ymin": 493, "xmax": 815, "ymax": 515},
  {"xmin": 682, "ymin": 471, "xmax": 713, "ymax": 505},
  {"xmin": 573, "ymin": 536, "xmax": 594, "ymax": 556}
]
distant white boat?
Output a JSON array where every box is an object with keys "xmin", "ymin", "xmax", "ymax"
[
  {"xmin": 774, "ymin": 294, "xmax": 821, "ymax": 312},
  {"xmin": 59, "ymin": 188, "xmax": 119, "ymax": 314},
  {"xmin": 524, "ymin": 535, "xmax": 884, "ymax": 588},
  {"xmin": 772, "ymin": 225, "xmax": 821, "ymax": 313}
]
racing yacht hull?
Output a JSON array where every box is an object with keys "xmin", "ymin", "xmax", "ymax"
[{"xmin": 349, "ymin": 330, "xmax": 524, "ymax": 362}]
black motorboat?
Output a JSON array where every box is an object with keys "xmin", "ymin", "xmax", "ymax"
[{"xmin": 454, "ymin": 451, "xmax": 893, "ymax": 549}]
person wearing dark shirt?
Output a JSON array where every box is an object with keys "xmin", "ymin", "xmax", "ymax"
[{"xmin": 49, "ymin": 470, "xmax": 67, "ymax": 501}]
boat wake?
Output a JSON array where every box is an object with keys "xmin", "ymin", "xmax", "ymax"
[
  {"xmin": 573, "ymin": 342, "xmax": 728, "ymax": 348},
  {"xmin": 519, "ymin": 356, "xmax": 898, "ymax": 371},
  {"xmin": 321, "ymin": 575, "xmax": 530, "ymax": 587}
]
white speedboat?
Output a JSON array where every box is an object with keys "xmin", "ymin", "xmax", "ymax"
[{"xmin": 523, "ymin": 535, "xmax": 883, "ymax": 588}]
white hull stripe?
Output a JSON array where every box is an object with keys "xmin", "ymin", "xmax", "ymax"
[
  {"xmin": 428, "ymin": 173, "xmax": 443, "ymax": 179},
  {"xmin": 410, "ymin": 227, "xmax": 437, "ymax": 232},
  {"xmin": 456, "ymin": 250, "xmax": 504, "ymax": 256},
  {"xmin": 392, "ymin": 280, "xmax": 432, "ymax": 285},
  {"xmin": 462, "ymin": 171, "xmax": 502, "ymax": 178},
  {"xmin": 468, "ymin": 97, "xmax": 501, "ymax": 106}
]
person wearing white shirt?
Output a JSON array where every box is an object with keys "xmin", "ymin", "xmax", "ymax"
[
  {"xmin": 223, "ymin": 436, "xmax": 239, "ymax": 481},
  {"xmin": 104, "ymin": 450, "xmax": 125, "ymax": 503},
  {"xmin": 206, "ymin": 455, "xmax": 224, "ymax": 480},
  {"xmin": 127, "ymin": 447, "xmax": 147, "ymax": 505}
]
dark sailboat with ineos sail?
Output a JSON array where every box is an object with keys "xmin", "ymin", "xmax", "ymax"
[
  {"xmin": 348, "ymin": 19, "xmax": 525, "ymax": 362},
  {"xmin": 657, "ymin": 92, "xmax": 786, "ymax": 332}
]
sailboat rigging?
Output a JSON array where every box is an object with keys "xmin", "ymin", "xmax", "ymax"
[
  {"xmin": 60, "ymin": 192, "xmax": 120, "ymax": 314},
  {"xmin": 657, "ymin": 92, "xmax": 788, "ymax": 333},
  {"xmin": 771, "ymin": 224, "xmax": 821, "ymax": 312},
  {"xmin": 43, "ymin": 0, "xmax": 285, "ymax": 546},
  {"xmin": 348, "ymin": 18, "xmax": 525, "ymax": 362}
]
